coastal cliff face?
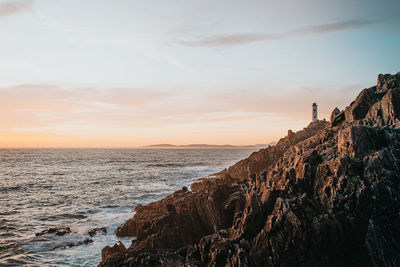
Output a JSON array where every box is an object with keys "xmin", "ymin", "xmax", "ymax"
[{"xmin": 99, "ymin": 72, "xmax": 400, "ymax": 267}]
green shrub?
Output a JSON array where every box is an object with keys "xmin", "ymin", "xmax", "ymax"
[
  {"xmin": 349, "ymin": 156, "xmax": 360, "ymax": 164},
  {"xmin": 347, "ymin": 175, "xmax": 360, "ymax": 184}
]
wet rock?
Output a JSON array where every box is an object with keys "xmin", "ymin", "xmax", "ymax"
[
  {"xmin": 35, "ymin": 227, "xmax": 71, "ymax": 236},
  {"xmin": 88, "ymin": 227, "xmax": 107, "ymax": 237},
  {"xmin": 53, "ymin": 238, "xmax": 93, "ymax": 250}
]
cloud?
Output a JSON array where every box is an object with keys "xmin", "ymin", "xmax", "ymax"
[
  {"xmin": 0, "ymin": 0, "xmax": 34, "ymax": 18},
  {"xmin": 0, "ymin": 84, "xmax": 174, "ymax": 129},
  {"xmin": 179, "ymin": 20, "xmax": 375, "ymax": 47}
]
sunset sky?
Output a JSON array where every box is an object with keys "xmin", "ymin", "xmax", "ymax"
[{"xmin": 0, "ymin": 0, "xmax": 399, "ymax": 147}]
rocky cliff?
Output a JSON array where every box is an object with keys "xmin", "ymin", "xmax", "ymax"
[{"xmin": 99, "ymin": 72, "xmax": 400, "ymax": 267}]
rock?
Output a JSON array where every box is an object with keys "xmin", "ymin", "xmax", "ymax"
[
  {"xmin": 101, "ymin": 242, "xmax": 126, "ymax": 263},
  {"xmin": 330, "ymin": 107, "xmax": 345, "ymax": 127},
  {"xmin": 377, "ymin": 72, "xmax": 400, "ymax": 93},
  {"xmin": 166, "ymin": 203, "xmax": 176, "ymax": 214},
  {"xmin": 88, "ymin": 227, "xmax": 107, "ymax": 237},
  {"xmin": 288, "ymin": 129, "xmax": 295, "ymax": 139},
  {"xmin": 344, "ymin": 87, "xmax": 376, "ymax": 122},
  {"xmin": 365, "ymin": 88, "xmax": 400, "ymax": 127},
  {"xmin": 114, "ymin": 176, "xmax": 247, "ymax": 255},
  {"xmin": 219, "ymin": 120, "xmax": 329, "ymax": 180},
  {"xmin": 338, "ymin": 126, "xmax": 386, "ymax": 157},
  {"xmin": 330, "ymin": 107, "xmax": 340, "ymax": 123},
  {"xmin": 99, "ymin": 72, "xmax": 400, "ymax": 267},
  {"xmin": 35, "ymin": 227, "xmax": 71, "ymax": 236},
  {"xmin": 53, "ymin": 238, "xmax": 93, "ymax": 250}
]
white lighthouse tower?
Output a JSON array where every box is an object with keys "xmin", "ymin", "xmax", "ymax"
[{"xmin": 312, "ymin": 103, "xmax": 318, "ymax": 121}]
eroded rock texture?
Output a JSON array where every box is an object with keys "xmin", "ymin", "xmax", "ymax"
[{"xmin": 99, "ymin": 72, "xmax": 400, "ymax": 267}]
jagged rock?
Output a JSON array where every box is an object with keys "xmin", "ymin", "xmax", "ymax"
[
  {"xmin": 114, "ymin": 177, "xmax": 247, "ymax": 255},
  {"xmin": 186, "ymin": 230, "xmax": 251, "ymax": 266},
  {"xmin": 365, "ymin": 88, "xmax": 400, "ymax": 127},
  {"xmin": 219, "ymin": 120, "xmax": 329, "ymax": 180},
  {"xmin": 330, "ymin": 107, "xmax": 345, "ymax": 127},
  {"xmin": 344, "ymin": 87, "xmax": 376, "ymax": 122},
  {"xmin": 330, "ymin": 107, "xmax": 340, "ymax": 122},
  {"xmin": 88, "ymin": 227, "xmax": 107, "ymax": 237},
  {"xmin": 101, "ymin": 242, "xmax": 126, "ymax": 264},
  {"xmin": 377, "ymin": 72, "xmax": 400, "ymax": 93},
  {"xmin": 99, "ymin": 72, "xmax": 400, "ymax": 267}
]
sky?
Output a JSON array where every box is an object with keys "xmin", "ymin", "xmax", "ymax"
[{"xmin": 0, "ymin": 0, "xmax": 399, "ymax": 147}]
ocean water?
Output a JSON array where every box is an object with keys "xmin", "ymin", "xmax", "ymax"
[{"xmin": 0, "ymin": 148, "xmax": 257, "ymax": 266}]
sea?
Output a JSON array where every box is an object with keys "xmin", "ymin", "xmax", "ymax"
[{"xmin": 0, "ymin": 148, "xmax": 257, "ymax": 266}]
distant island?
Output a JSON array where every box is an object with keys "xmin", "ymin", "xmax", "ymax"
[{"xmin": 144, "ymin": 143, "xmax": 276, "ymax": 148}]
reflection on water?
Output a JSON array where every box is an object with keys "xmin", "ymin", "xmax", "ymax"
[{"xmin": 0, "ymin": 148, "xmax": 256, "ymax": 266}]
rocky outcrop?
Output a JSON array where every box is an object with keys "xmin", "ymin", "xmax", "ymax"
[
  {"xmin": 113, "ymin": 178, "xmax": 248, "ymax": 256},
  {"xmin": 330, "ymin": 107, "xmax": 345, "ymax": 127},
  {"xmin": 218, "ymin": 120, "xmax": 329, "ymax": 180},
  {"xmin": 377, "ymin": 72, "xmax": 400, "ymax": 93},
  {"xmin": 99, "ymin": 72, "xmax": 400, "ymax": 267}
]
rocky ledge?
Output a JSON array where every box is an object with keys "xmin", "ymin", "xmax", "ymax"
[{"xmin": 100, "ymin": 72, "xmax": 400, "ymax": 266}]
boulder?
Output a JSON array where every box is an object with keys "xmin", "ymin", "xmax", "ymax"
[
  {"xmin": 330, "ymin": 107, "xmax": 340, "ymax": 123},
  {"xmin": 330, "ymin": 107, "xmax": 345, "ymax": 127},
  {"xmin": 344, "ymin": 87, "xmax": 376, "ymax": 122}
]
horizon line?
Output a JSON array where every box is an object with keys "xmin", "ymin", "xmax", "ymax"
[{"xmin": 0, "ymin": 143, "xmax": 276, "ymax": 149}]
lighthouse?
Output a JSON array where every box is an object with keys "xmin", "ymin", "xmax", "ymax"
[{"xmin": 312, "ymin": 103, "xmax": 318, "ymax": 121}]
